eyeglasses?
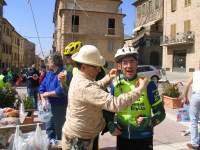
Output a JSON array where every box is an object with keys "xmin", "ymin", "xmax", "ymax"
[{"xmin": 122, "ymin": 59, "xmax": 137, "ymax": 65}]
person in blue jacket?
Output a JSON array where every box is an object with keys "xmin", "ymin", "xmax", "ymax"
[{"xmin": 39, "ymin": 52, "xmax": 71, "ymax": 141}]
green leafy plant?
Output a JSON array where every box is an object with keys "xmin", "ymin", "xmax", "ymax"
[
  {"xmin": 13, "ymin": 94, "xmax": 34, "ymax": 111},
  {"xmin": 163, "ymin": 81, "xmax": 181, "ymax": 98},
  {"xmin": 22, "ymin": 96, "xmax": 34, "ymax": 110},
  {"xmin": 0, "ymin": 83, "xmax": 17, "ymax": 108}
]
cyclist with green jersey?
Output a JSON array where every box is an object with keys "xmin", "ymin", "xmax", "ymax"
[{"xmin": 108, "ymin": 47, "xmax": 166, "ymax": 150}]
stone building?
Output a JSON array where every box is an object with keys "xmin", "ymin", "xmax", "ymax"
[
  {"xmin": 161, "ymin": 0, "xmax": 198, "ymax": 72},
  {"xmin": 23, "ymin": 38, "xmax": 35, "ymax": 67},
  {"xmin": 1, "ymin": 18, "xmax": 36, "ymax": 70},
  {"xmin": 0, "ymin": 0, "xmax": 6, "ymax": 69},
  {"xmin": 125, "ymin": 0, "xmax": 163, "ymax": 67},
  {"xmin": 1, "ymin": 18, "xmax": 13, "ymax": 69},
  {"xmin": 53, "ymin": 0, "xmax": 124, "ymax": 68}
]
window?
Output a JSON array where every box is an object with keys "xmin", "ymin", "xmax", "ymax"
[
  {"xmin": 149, "ymin": 1, "xmax": 153, "ymax": 13},
  {"xmin": 170, "ymin": 24, "xmax": 176, "ymax": 39},
  {"xmin": 108, "ymin": 18, "xmax": 115, "ymax": 35},
  {"xmin": 185, "ymin": 0, "xmax": 191, "ymax": 7},
  {"xmin": 184, "ymin": 20, "xmax": 191, "ymax": 32},
  {"xmin": 171, "ymin": 0, "xmax": 177, "ymax": 12},
  {"xmin": 6, "ymin": 28, "xmax": 10, "ymax": 36},
  {"xmin": 71, "ymin": 15, "xmax": 79, "ymax": 32},
  {"xmin": 146, "ymin": 39, "xmax": 151, "ymax": 47},
  {"xmin": 155, "ymin": 0, "xmax": 159, "ymax": 9}
]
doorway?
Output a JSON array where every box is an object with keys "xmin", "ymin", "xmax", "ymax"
[{"xmin": 173, "ymin": 51, "xmax": 186, "ymax": 72}]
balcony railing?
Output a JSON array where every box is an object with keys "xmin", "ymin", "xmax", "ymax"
[{"xmin": 161, "ymin": 31, "xmax": 195, "ymax": 46}]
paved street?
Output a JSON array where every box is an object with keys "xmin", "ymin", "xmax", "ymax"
[{"xmin": 15, "ymin": 72, "xmax": 193, "ymax": 150}]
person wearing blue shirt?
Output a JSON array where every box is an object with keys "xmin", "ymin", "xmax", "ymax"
[{"xmin": 39, "ymin": 52, "xmax": 70, "ymax": 141}]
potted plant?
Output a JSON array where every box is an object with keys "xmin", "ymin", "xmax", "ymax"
[
  {"xmin": 162, "ymin": 81, "xmax": 183, "ymax": 109},
  {"xmin": 0, "ymin": 83, "xmax": 17, "ymax": 108}
]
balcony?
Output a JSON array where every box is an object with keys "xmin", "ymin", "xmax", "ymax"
[{"xmin": 161, "ymin": 32, "xmax": 195, "ymax": 46}]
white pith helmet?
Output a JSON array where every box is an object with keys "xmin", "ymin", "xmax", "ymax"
[{"xmin": 72, "ymin": 45, "xmax": 105, "ymax": 67}]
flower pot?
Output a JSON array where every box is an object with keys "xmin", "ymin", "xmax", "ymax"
[
  {"xmin": 23, "ymin": 116, "xmax": 34, "ymax": 124},
  {"xmin": 162, "ymin": 95, "xmax": 183, "ymax": 109},
  {"xmin": 22, "ymin": 109, "xmax": 35, "ymax": 124}
]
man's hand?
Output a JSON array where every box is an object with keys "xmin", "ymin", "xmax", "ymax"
[
  {"xmin": 136, "ymin": 116, "xmax": 151, "ymax": 128},
  {"xmin": 41, "ymin": 92, "xmax": 50, "ymax": 98},
  {"xmin": 58, "ymin": 71, "xmax": 67, "ymax": 85},
  {"xmin": 135, "ymin": 77, "xmax": 148, "ymax": 93},
  {"xmin": 108, "ymin": 69, "xmax": 118, "ymax": 79},
  {"xmin": 136, "ymin": 116, "xmax": 144, "ymax": 125}
]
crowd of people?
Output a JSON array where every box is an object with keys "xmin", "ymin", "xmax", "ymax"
[
  {"xmin": 5, "ymin": 41, "xmax": 200, "ymax": 150},
  {"xmin": 0, "ymin": 42, "xmax": 167, "ymax": 150}
]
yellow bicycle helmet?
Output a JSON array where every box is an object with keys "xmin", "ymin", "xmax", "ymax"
[{"xmin": 63, "ymin": 41, "xmax": 82, "ymax": 56}]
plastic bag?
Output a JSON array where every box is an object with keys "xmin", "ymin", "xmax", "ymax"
[
  {"xmin": 11, "ymin": 124, "xmax": 49, "ymax": 150},
  {"xmin": 176, "ymin": 105, "xmax": 190, "ymax": 122},
  {"xmin": 31, "ymin": 123, "xmax": 49, "ymax": 150},
  {"xmin": 19, "ymin": 103, "xmax": 26, "ymax": 124},
  {"xmin": 38, "ymin": 100, "xmax": 52, "ymax": 123},
  {"xmin": 12, "ymin": 125, "xmax": 25, "ymax": 150}
]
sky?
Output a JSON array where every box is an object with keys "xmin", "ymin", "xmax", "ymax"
[{"xmin": 4, "ymin": 0, "xmax": 136, "ymax": 58}]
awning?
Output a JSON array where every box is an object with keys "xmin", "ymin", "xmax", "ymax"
[
  {"xmin": 132, "ymin": 31, "xmax": 145, "ymax": 44},
  {"xmin": 133, "ymin": 19, "xmax": 160, "ymax": 33}
]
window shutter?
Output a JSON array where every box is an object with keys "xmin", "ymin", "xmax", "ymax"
[
  {"xmin": 171, "ymin": 0, "xmax": 177, "ymax": 12},
  {"xmin": 184, "ymin": 20, "xmax": 191, "ymax": 32},
  {"xmin": 170, "ymin": 24, "xmax": 176, "ymax": 39},
  {"xmin": 188, "ymin": 0, "xmax": 191, "ymax": 6}
]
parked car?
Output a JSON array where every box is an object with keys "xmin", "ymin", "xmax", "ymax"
[{"xmin": 137, "ymin": 65, "xmax": 161, "ymax": 83}]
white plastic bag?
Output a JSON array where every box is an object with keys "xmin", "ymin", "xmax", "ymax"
[
  {"xmin": 11, "ymin": 124, "xmax": 49, "ymax": 150},
  {"xmin": 31, "ymin": 123, "xmax": 49, "ymax": 150},
  {"xmin": 19, "ymin": 102, "xmax": 27, "ymax": 124},
  {"xmin": 38, "ymin": 100, "xmax": 52, "ymax": 123},
  {"xmin": 12, "ymin": 125, "xmax": 26, "ymax": 150}
]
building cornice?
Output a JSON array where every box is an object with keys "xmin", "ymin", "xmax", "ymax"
[
  {"xmin": 2, "ymin": 18, "xmax": 15, "ymax": 30},
  {"xmin": 60, "ymin": 9, "xmax": 125, "ymax": 17}
]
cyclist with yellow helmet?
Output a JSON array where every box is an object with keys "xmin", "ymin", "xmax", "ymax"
[
  {"xmin": 63, "ymin": 41, "xmax": 81, "ymax": 75},
  {"xmin": 58, "ymin": 41, "xmax": 82, "ymax": 97}
]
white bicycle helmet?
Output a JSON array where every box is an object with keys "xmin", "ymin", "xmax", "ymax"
[{"xmin": 114, "ymin": 47, "xmax": 138, "ymax": 62}]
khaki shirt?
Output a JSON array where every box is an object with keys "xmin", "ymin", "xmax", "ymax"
[{"xmin": 63, "ymin": 71, "xmax": 141, "ymax": 139}]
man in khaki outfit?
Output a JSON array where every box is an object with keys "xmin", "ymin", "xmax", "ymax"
[{"xmin": 59, "ymin": 45, "xmax": 148, "ymax": 150}]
